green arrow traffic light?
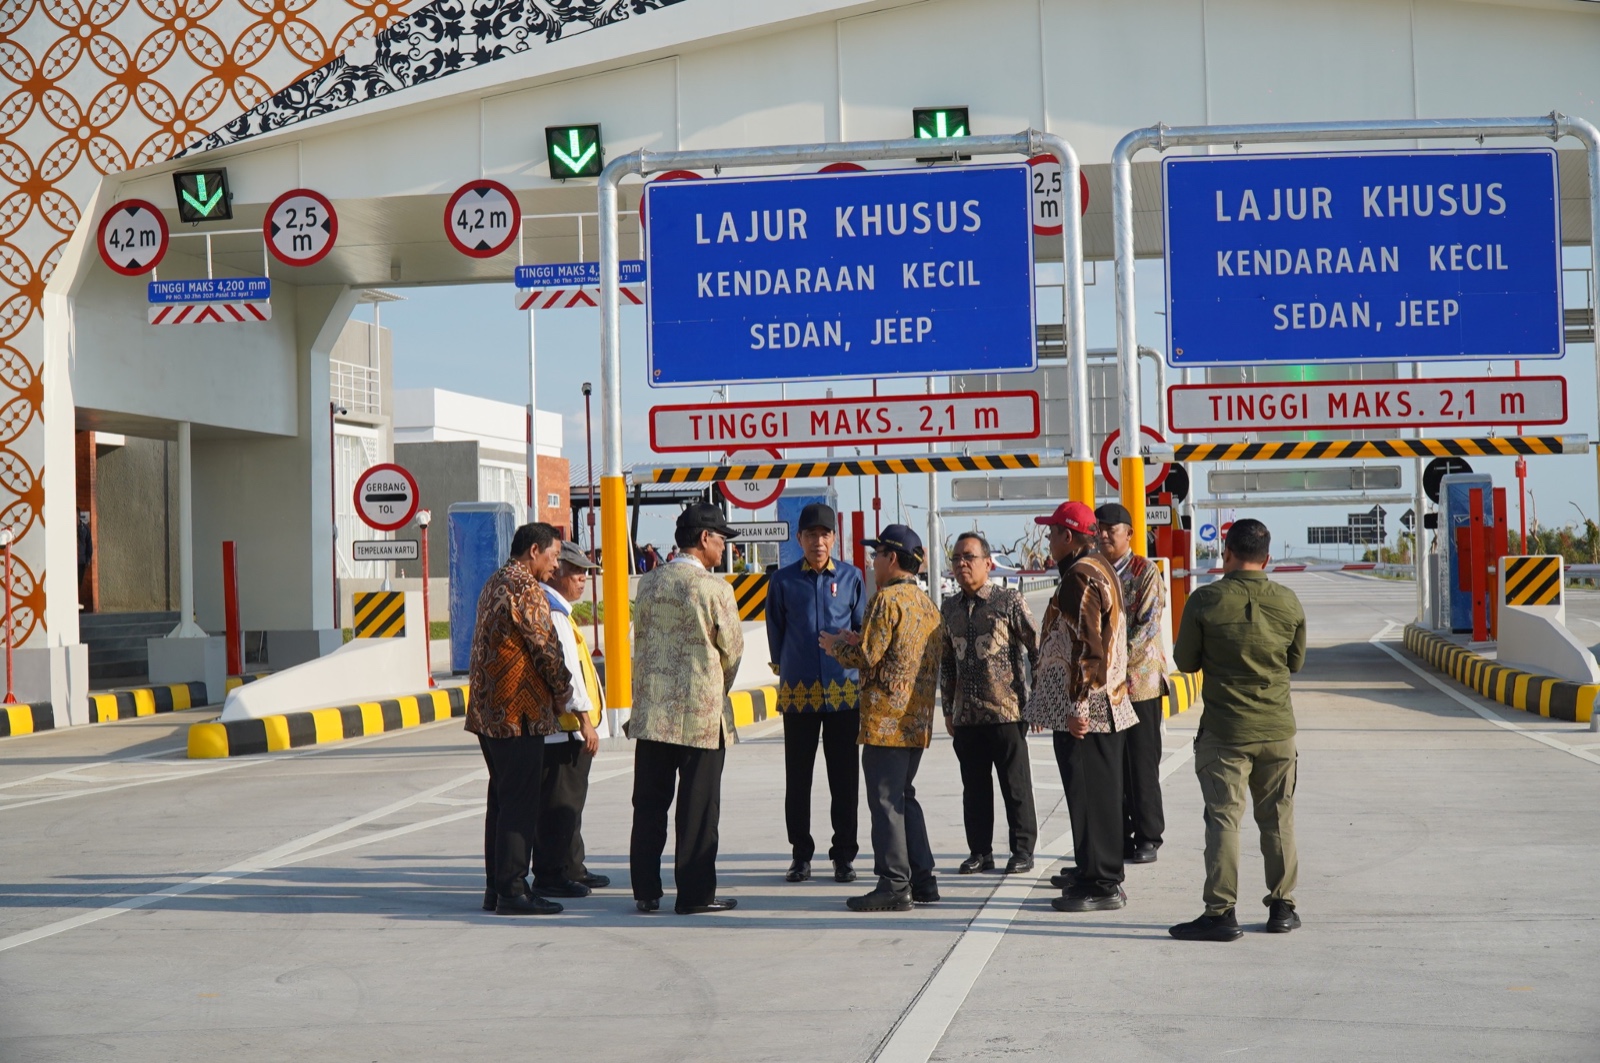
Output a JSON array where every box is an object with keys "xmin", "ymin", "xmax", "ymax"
[
  {"xmin": 172, "ymin": 168, "xmax": 233, "ymax": 222},
  {"xmin": 545, "ymin": 124, "xmax": 603, "ymax": 178},
  {"xmin": 912, "ymin": 107, "xmax": 970, "ymax": 140}
]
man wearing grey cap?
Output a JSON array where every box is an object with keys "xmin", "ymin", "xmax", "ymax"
[
  {"xmin": 766, "ymin": 502, "xmax": 865, "ymax": 885},
  {"xmin": 1096, "ymin": 502, "xmax": 1168, "ymax": 865},
  {"xmin": 530, "ymin": 540, "xmax": 608, "ymax": 901},
  {"xmin": 628, "ymin": 502, "xmax": 745, "ymax": 915}
]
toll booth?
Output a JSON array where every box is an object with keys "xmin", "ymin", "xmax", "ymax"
[{"xmin": 1437, "ymin": 472, "xmax": 1495, "ymax": 635}]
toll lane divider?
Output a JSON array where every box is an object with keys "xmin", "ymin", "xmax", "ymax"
[
  {"xmin": 225, "ymin": 673, "xmax": 269, "ymax": 693},
  {"xmin": 1163, "ymin": 671, "xmax": 1202, "ymax": 719},
  {"xmin": 1404, "ymin": 624, "xmax": 1596, "ymax": 723},
  {"xmin": 726, "ymin": 686, "xmax": 778, "ymax": 732},
  {"xmin": 1173, "ymin": 435, "xmax": 1584, "ymax": 463},
  {"xmin": 187, "ymin": 685, "xmax": 469, "ymax": 758},
  {"xmin": 90, "ymin": 682, "xmax": 208, "ymax": 723},
  {"xmin": 0, "ymin": 701, "xmax": 54, "ymax": 737}
]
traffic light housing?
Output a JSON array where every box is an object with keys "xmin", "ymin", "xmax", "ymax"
[
  {"xmin": 545, "ymin": 124, "xmax": 603, "ymax": 179},
  {"xmin": 173, "ymin": 168, "xmax": 232, "ymax": 223}
]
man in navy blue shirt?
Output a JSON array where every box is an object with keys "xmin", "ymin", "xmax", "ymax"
[{"xmin": 767, "ymin": 503, "xmax": 866, "ymax": 884}]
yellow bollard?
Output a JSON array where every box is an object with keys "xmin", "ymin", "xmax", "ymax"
[
  {"xmin": 1120, "ymin": 456, "xmax": 1148, "ymax": 556},
  {"xmin": 1067, "ymin": 459, "xmax": 1096, "ymax": 507},
  {"xmin": 600, "ymin": 474, "xmax": 632, "ymax": 712}
]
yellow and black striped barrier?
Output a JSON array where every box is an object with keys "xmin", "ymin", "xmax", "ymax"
[
  {"xmin": 352, "ymin": 591, "xmax": 406, "ymax": 638},
  {"xmin": 1163, "ymin": 671, "xmax": 1202, "ymax": 719},
  {"xmin": 187, "ymin": 685, "xmax": 469, "ymax": 758},
  {"xmin": 0, "ymin": 701, "xmax": 53, "ymax": 737},
  {"xmin": 1405, "ymin": 624, "xmax": 1595, "ymax": 723},
  {"xmin": 226, "ymin": 673, "xmax": 269, "ymax": 694},
  {"xmin": 726, "ymin": 686, "xmax": 779, "ymax": 731},
  {"xmin": 726, "ymin": 574, "xmax": 769, "ymax": 621},
  {"xmin": 89, "ymin": 682, "xmax": 209, "ymax": 723},
  {"xmin": 651, "ymin": 453, "xmax": 1040, "ymax": 483},
  {"xmin": 1503, "ymin": 555, "xmax": 1563, "ymax": 607},
  {"xmin": 1174, "ymin": 436, "xmax": 1582, "ymax": 463}
]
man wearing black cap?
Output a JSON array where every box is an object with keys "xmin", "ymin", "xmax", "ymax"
[
  {"xmin": 1096, "ymin": 503, "xmax": 1168, "ymax": 866},
  {"xmin": 628, "ymin": 502, "xmax": 745, "ymax": 915},
  {"xmin": 766, "ymin": 502, "xmax": 865, "ymax": 884},
  {"xmin": 822, "ymin": 524, "xmax": 943, "ymax": 912}
]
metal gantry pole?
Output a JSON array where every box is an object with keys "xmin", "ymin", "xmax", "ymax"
[
  {"xmin": 1111, "ymin": 113, "xmax": 1600, "ymax": 559},
  {"xmin": 597, "ymin": 129, "xmax": 1088, "ymax": 711}
]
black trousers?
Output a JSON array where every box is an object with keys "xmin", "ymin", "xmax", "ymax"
[
  {"xmin": 1123, "ymin": 695, "xmax": 1166, "ymax": 849},
  {"xmin": 1052, "ymin": 729, "xmax": 1128, "ymax": 893},
  {"xmin": 782, "ymin": 709, "xmax": 861, "ymax": 863},
  {"xmin": 630, "ymin": 736, "xmax": 725, "ymax": 907},
  {"xmin": 479, "ymin": 733, "xmax": 546, "ymax": 898},
  {"xmin": 951, "ymin": 721, "xmax": 1038, "ymax": 859},
  {"xmin": 861, "ymin": 745, "xmax": 935, "ymax": 894},
  {"xmin": 533, "ymin": 736, "xmax": 592, "ymax": 883}
]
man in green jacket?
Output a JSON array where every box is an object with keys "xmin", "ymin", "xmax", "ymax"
[{"xmin": 1169, "ymin": 519, "xmax": 1306, "ymax": 942}]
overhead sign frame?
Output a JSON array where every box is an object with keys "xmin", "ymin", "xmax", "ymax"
[{"xmin": 642, "ymin": 162, "xmax": 1038, "ymax": 387}]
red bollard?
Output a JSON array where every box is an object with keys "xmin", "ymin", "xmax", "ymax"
[
  {"xmin": 851, "ymin": 510, "xmax": 866, "ymax": 574},
  {"xmin": 222, "ymin": 541, "xmax": 242, "ymax": 677},
  {"xmin": 1, "ymin": 530, "xmax": 14, "ymax": 705}
]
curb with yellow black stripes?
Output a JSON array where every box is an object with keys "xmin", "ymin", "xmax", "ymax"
[
  {"xmin": 86, "ymin": 673, "xmax": 272, "ymax": 724},
  {"xmin": 0, "ymin": 700, "xmax": 53, "ymax": 737},
  {"xmin": 722, "ymin": 673, "xmax": 1199, "ymax": 732},
  {"xmin": 1404, "ymin": 623, "xmax": 1595, "ymax": 723},
  {"xmin": 187, "ymin": 685, "xmax": 469, "ymax": 758}
]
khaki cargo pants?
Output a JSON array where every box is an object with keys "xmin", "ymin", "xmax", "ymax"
[{"xmin": 1195, "ymin": 731, "xmax": 1298, "ymax": 915}]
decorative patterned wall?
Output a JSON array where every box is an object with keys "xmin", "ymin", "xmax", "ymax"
[{"xmin": 0, "ymin": 0, "xmax": 688, "ymax": 643}]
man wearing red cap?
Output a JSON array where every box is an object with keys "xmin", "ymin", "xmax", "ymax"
[{"xmin": 1024, "ymin": 501, "xmax": 1138, "ymax": 912}]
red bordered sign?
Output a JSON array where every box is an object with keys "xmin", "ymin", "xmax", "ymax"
[
  {"xmin": 265, "ymin": 188, "xmax": 338, "ymax": 267},
  {"xmin": 1027, "ymin": 154, "xmax": 1090, "ymax": 237},
  {"xmin": 97, "ymin": 200, "xmax": 168, "ymax": 276},
  {"xmin": 1099, "ymin": 427, "xmax": 1170, "ymax": 493},
  {"xmin": 717, "ymin": 448, "xmax": 785, "ymax": 511},
  {"xmin": 444, "ymin": 179, "xmax": 521, "ymax": 258},
  {"xmin": 354, "ymin": 462, "xmax": 420, "ymax": 532}
]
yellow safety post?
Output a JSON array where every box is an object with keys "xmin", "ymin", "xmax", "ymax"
[
  {"xmin": 600, "ymin": 474, "xmax": 632, "ymax": 712},
  {"xmin": 1120, "ymin": 456, "xmax": 1148, "ymax": 557},
  {"xmin": 1068, "ymin": 460, "xmax": 1095, "ymax": 507}
]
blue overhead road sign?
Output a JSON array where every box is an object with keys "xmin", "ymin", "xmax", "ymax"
[
  {"xmin": 148, "ymin": 277, "xmax": 270, "ymax": 303},
  {"xmin": 1163, "ymin": 149, "xmax": 1562, "ymax": 366},
  {"xmin": 643, "ymin": 164, "xmax": 1036, "ymax": 387},
  {"xmin": 515, "ymin": 260, "xmax": 645, "ymax": 288}
]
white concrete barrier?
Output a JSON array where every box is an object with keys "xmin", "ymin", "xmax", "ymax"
[
  {"xmin": 1494, "ymin": 558, "xmax": 1600, "ymax": 685},
  {"xmin": 220, "ymin": 592, "xmax": 430, "ymax": 722}
]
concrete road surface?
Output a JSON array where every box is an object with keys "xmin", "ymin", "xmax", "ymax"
[{"xmin": 1, "ymin": 573, "xmax": 1596, "ymax": 1061}]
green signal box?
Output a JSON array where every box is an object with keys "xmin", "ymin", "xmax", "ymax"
[
  {"xmin": 912, "ymin": 107, "xmax": 969, "ymax": 141},
  {"xmin": 545, "ymin": 124, "xmax": 603, "ymax": 179},
  {"xmin": 173, "ymin": 168, "xmax": 233, "ymax": 223}
]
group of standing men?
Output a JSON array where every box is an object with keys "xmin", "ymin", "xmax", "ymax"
[{"xmin": 465, "ymin": 498, "xmax": 1307, "ymax": 939}]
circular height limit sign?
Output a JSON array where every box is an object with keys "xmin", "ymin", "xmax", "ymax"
[
  {"xmin": 265, "ymin": 189, "xmax": 338, "ymax": 266},
  {"xmin": 445, "ymin": 179, "xmax": 521, "ymax": 258},
  {"xmin": 354, "ymin": 463, "xmax": 419, "ymax": 532},
  {"xmin": 718, "ymin": 449, "xmax": 785, "ymax": 511},
  {"xmin": 97, "ymin": 200, "xmax": 168, "ymax": 276},
  {"xmin": 1099, "ymin": 427, "xmax": 1170, "ymax": 493}
]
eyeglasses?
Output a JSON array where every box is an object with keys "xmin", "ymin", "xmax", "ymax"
[{"xmin": 950, "ymin": 553, "xmax": 986, "ymax": 564}]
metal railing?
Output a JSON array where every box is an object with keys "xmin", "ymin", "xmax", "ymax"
[{"xmin": 330, "ymin": 359, "xmax": 381, "ymax": 415}]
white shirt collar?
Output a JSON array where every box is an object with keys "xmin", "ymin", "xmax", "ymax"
[
  {"xmin": 671, "ymin": 554, "xmax": 706, "ymax": 570},
  {"xmin": 540, "ymin": 583, "xmax": 572, "ymax": 614}
]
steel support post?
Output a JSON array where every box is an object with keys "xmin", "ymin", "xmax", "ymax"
[
  {"xmin": 1111, "ymin": 113, "xmax": 1600, "ymax": 562},
  {"xmin": 597, "ymin": 129, "xmax": 1087, "ymax": 709}
]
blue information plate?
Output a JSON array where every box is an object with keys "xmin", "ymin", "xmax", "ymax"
[
  {"xmin": 1163, "ymin": 149, "xmax": 1562, "ymax": 366},
  {"xmin": 147, "ymin": 277, "xmax": 271, "ymax": 303},
  {"xmin": 514, "ymin": 260, "xmax": 646, "ymax": 288},
  {"xmin": 644, "ymin": 164, "xmax": 1036, "ymax": 387}
]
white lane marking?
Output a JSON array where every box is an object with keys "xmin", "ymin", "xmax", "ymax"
[
  {"xmin": 0, "ymin": 746, "xmax": 182, "ymax": 791},
  {"xmin": 1369, "ymin": 622, "xmax": 1600, "ymax": 768},
  {"xmin": 0, "ymin": 767, "xmax": 485, "ymax": 955},
  {"xmin": 870, "ymin": 746, "xmax": 1194, "ymax": 1063},
  {"xmin": 0, "ymin": 757, "xmax": 639, "ymax": 955}
]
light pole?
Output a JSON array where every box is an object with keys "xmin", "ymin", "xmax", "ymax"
[{"xmin": 416, "ymin": 508, "xmax": 434, "ymax": 688}]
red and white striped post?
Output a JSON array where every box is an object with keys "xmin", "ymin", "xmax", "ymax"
[
  {"xmin": 0, "ymin": 528, "xmax": 14, "ymax": 705},
  {"xmin": 416, "ymin": 509, "xmax": 435, "ymax": 687}
]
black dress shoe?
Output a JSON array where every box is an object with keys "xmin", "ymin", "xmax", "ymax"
[
  {"xmin": 635, "ymin": 897, "xmax": 660, "ymax": 913},
  {"xmin": 911, "ymin": 879, "xmax": 940, "ymax": 903},
  {"xmin": 1004, "ymin": 854, "xmax": 1035, "ymax": 875},
  {"xmin": 846, "ymin": 888, "xmax": 912, "ymax": 912},
  {"xmin": 1049, "ymin": 868, "xmax": 1080, "ymax": 889},
  {"xmin": 832, "ymin": 861, "xmax": 857, "ymax": 884},
  {"xmin": 495, "ymin": 893, "xmax": 564, "ymax": 916},
  {"xmin": 785, "ymin": 859, "xmax": 812, "ymax": 883},
  {"xmin": 675, "ymin": 898, "xmax": 738, "ymax": 915},
  {"xmin": 531, "ymin": 878, "xmax": 592, "ymax": 898},
  {"xmin": 1266, "ymin": 900, "xmax": 1301, "ymax": 933},
  {"xmin": 1168, "ymin": 909, "xmax": 1243, "ymax": 941},
  {"xmin": 1125, "ymin": 841, "xmax": 1159, "ymax": 864},
  {"xmin": 577, "ymin": 872, "xmax": 611, "ymax": 889},
  {"xmin": 482, "ymin": 888, "xmax": 496, "ymax": 912},
  {"xmin": 1052, "ymin": 885, "xmax": 1126, "ymax": 913},
  {"xmin": 958, "ymin": 852, "xmax": 995, "ymax": 875}
]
